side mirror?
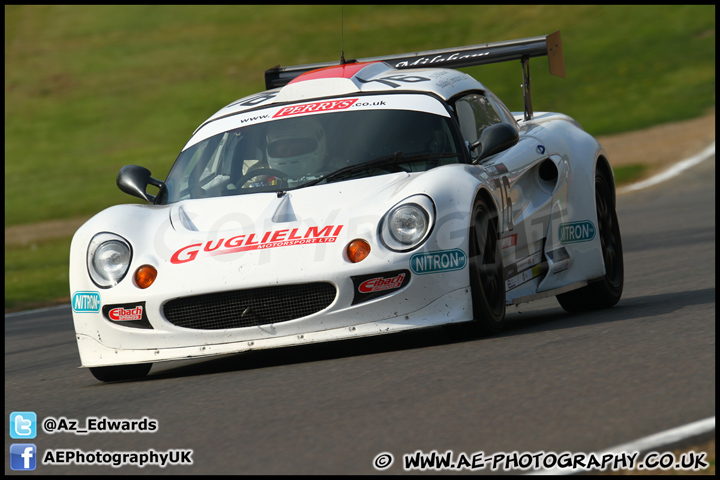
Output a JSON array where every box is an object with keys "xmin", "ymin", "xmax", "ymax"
[
  {"xmin": 471, "ymin": 123, "xmax": 519, "ymax": 163},
  {"xmin": 117, "ymin": 165, "xmax": 165, "ymax": 203}
]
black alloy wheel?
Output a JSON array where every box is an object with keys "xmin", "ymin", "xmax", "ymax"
[
  {"xmin": 557, "ymin": 168, "xmax": 624, "ymax": 312},
  {"xmin": 468, "ymin": 197, "xmax": 506, "ymax": 334}
]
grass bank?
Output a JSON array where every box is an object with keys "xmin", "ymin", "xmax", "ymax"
[{"xmin": 4, "ymin": 5, "xmax": 715, "ymax": 310}]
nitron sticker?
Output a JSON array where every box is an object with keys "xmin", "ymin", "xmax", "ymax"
[
  {"xmin": 559, "ymin": 221, "xmax": 596, "ymax": 244},
  {"xmin": 410, "ymin": 249, "xmax": 467, "ymax": 275},
  {"xmin": 72, "ymin": 291, "xmax": 101, "ymax": 313}
]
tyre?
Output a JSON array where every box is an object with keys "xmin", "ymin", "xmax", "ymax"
[
  {"xmin": 556, "ymin": 168, "xmax": 624, "ymax": 312},
  {"xmin": 89, "ymin": 363, "xmax": 152, "ymax": 382},
  {"xmin": 468, "ymin": 196, "xmax": 506, "ymax": 334}
]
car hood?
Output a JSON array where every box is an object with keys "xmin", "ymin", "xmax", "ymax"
[
  {"xmin": 70, "ymin": 163, "xmax": 479, "ymax": 298},
  {"xmin": 168, "ymin": 173, "xmax": 415, "ymax": 234},
  {"xmin": 72, "ymin": 163, "xmax": 476, "ymax": 275}
]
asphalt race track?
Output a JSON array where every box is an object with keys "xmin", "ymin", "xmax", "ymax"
[{"xmin": 5, "ymin": 154, "xmax": 715, "ymax": 474}]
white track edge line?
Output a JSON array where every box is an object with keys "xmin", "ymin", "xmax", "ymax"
[
  {"xmin": 529, "ymin": 416, "xmax": 716, "ymax": 475},
  {"xmin": 5, "ymin": 303, "xmax": 70, "ymax": 318},
  {"xmin": 617, "ymin": 141, "xmax": 715, "ymax": 194}
]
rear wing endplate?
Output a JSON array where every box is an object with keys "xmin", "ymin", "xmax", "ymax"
[{"xmin": 265, "ymin": 31, "xmax": 564, "ymax": 120}]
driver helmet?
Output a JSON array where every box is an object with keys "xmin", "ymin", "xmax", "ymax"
[{"xmin": 265, "ymin": 116, "xmax": 327, "ymax": 178}]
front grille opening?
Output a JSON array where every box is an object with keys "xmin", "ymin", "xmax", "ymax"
[{"xmin": 163, "ymin": 282, "xmax": 337, "ymax": 330}]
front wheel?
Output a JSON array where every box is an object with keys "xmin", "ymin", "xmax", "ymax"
[
  {"xmin": 556, "ymin": 168, "xmax": 624, "ymax": 312},
  {"xmin": 468, "ymin": 197, "xmax": 506, "ymax": 334},
  {"xmin": 89, "ymin": 363, "xmax": 152, "ymax": 382}
]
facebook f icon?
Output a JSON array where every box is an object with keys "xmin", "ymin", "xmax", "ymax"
[
  {"xmin": 10, "ymin": 444, "xmax": 37, "ymax": 471},
  {"xmin": 10, "ymin": 412, "xmax": 37, "ymax": 439}
]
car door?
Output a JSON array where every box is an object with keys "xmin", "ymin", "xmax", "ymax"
[{"xmin": 453, "ymin": 92, "xmax": 555, "ymax": 299}]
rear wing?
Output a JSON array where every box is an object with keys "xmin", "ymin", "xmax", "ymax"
[{"xmin": 265, "ymin": 31, "xmax": 565, "ymax": 120}]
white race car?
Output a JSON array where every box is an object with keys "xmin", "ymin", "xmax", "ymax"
[{"xmin": 70, "ymin": 31, "xmax": 623, "ymax": 382}]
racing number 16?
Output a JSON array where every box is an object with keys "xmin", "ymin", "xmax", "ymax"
[{"xmin": 494, "ymin": 176, "xmax": 513, "ymax": 232}]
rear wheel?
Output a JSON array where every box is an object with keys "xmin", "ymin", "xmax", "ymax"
[
  {"xmin": 468, "ymin": 197, "xmax": 506, "ymax": 334},
  {"xmin": 89, "ymin": 363, "xmax": 152, "ymax": 382},
  {"xmin": 556, "ymin": 168, "xmax": 624, "ymax": 312}
]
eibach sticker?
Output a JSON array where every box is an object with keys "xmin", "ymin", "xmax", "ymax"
[
  {"xmin": 108, "ymin": 306, "xmax": 143, "ymax": 321},
  {"xmin": 102, "ymin": 302, "xmax": 152, "ymax": 329},
  {"xmin": 351, "ymin": 270, "xmax": 410, "ymax": 305}
]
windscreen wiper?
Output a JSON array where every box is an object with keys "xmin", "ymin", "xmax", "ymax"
[{"xmin": 294, "ymin": 151, "xmax": 461, "ymax": 189}]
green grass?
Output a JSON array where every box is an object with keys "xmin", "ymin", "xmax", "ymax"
[
  {"xmin": 4, "ymin": 5, "xmax": 716, "ymax": 310},
  {"xmin": 612, "ymin": 164, "xmax": 649, "ymax": 186},
  {"xmin": 5, "ymin": 237, "xmax": 73, "ymax": 311},
  {"xmin": 5, "ymin": 5, "xmax": 715, "ymax": 227}
]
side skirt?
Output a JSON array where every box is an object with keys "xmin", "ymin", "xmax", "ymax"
[{"xmin": 510, "ymin": 280, "xmax": 588, "ymax": 306}]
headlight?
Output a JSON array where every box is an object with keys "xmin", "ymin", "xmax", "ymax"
[
  {"xmin": 389, "ymin": 204, "xmax": 428, "ymax": 244},
  {"xmin": 87, "ymin": 233, "xmax": 132, "ymax": 288},
  {"xmin": 380, "ymin": 195, "xmax": 435, "ymax": 252}
]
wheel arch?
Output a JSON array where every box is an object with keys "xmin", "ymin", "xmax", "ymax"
[
  {"xmin": 594, "ymin": 154, "xmax": 617, "ymax": 206},
  {"xmin": 472, "ymin": 186, "xmax": 501, "ymax": 239}
]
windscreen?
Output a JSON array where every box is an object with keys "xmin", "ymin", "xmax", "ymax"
[{"xmin": 160, "ymin": 97, "xmax": 463, "ymax": 203}]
